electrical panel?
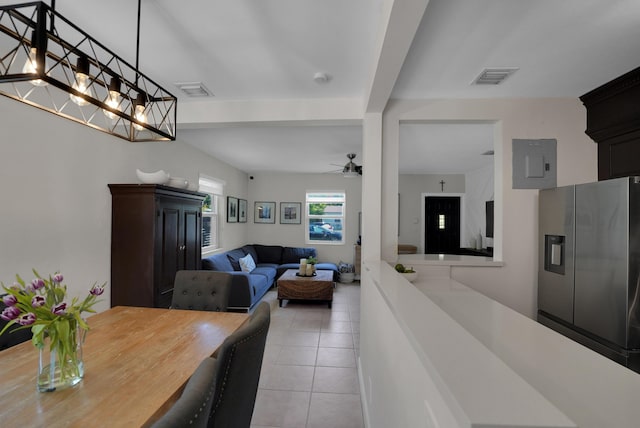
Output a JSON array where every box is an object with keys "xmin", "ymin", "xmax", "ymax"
[{"xmin": 512, "ymin": 139, "xmax": 557, "ymax": 189}]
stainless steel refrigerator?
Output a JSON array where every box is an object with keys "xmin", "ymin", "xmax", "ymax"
[{"xmin": 538, "ymin": 176, "xmax": 640, "ymax": 372}]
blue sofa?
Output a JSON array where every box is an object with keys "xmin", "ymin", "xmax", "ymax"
[{"xmin": 201, "ymin": 244, "xmax": 338, "ymax": 311}]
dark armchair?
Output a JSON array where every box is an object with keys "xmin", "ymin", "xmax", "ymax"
[{"xmin": 171, "ymin": 271, "xmax": 232, "ymax": 312}]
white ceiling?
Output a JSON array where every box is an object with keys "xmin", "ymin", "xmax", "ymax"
[
  {"xmin": 393, "ymin": 0, "xmax": 640, "ymax": 99},
  {"xmin": 11, "ymin": 0, "xmax": 640, "ymax": 174}
]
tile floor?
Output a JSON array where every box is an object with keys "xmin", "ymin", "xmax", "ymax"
[{"xmin": 251, "ymin": 282, "xmax": 363, "ymax": 428}]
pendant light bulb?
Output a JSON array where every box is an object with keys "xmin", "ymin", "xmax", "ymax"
[
  {"xmin": 22, "ymin": 47, "xmax": 48, "ymax": 87},
  {"xmin": 70, "ymin": 57, "xmax": 91, "ymax": 106},
  {"xmin": 133, "ymin": 93, "xmax": 147, "ymax": 131},
  {"xmin": 103, "ymin": 78, "xmax": 122, "ymax": 120}
]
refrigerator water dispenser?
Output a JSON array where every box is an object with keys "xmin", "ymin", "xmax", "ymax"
[{"xmin": 544, "ymin": 235, "xmax": 565, "ymax": 275}]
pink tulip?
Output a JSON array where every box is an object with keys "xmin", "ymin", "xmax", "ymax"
[
  {"xmin": 89, "ymin": 284, "xmax": 105, "ymax": 296},
  {"xmin": 2, "ymin": 294, "xmax": 17, "ymax": 307},
  {"xmin": 51, "ymin": 302, "xmax": 67, "ymax": 315},
  {"xmin": 31, "ymin": 278, "xmax": 45, "ymax": 290},
  {"xmin": 31, "ymin": 295, "xmax": 46, "ymax": 308},
  {"xmin": 0, "ymin": 306, "xmax": 20, "ymax": 321},
  {"xmin": 17, "ymin": 312, "xmax": 36, "ymax": 326}
]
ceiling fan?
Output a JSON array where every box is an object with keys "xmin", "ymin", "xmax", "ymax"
[{"xmin": 334, "ymin": 153, "xmax": 362, "ymax": 177}]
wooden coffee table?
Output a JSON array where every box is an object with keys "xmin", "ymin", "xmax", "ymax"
[{"xmin": 277, "ymin": 269, "xmax": 335, "ymax": 308}]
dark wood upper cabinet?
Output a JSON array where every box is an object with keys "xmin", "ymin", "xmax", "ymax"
[
  {"xmin": 108, "ymin": 184, "xmax": 206, "ymax": 308},
  {"xmin": 580, "ymin": 66, "xmax": 640, "ymax": 180}
]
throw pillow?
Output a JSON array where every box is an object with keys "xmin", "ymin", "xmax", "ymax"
[
  {"xmin": 226, "ymin": 248, "xmax": 246, "ymax": 271},
  {"xmin": 239, "ymin": 254, "xmax": 256, "ymax": 273}
]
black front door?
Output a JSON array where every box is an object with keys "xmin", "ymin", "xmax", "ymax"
[{"xmin": 425, "ymin": 196, "xmax": 461, "ymax": 254}]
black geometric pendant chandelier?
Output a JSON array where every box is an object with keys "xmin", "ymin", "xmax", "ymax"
[{"xmin": 0, "ymin": 1, "xmax": 177, "ymax": 141}]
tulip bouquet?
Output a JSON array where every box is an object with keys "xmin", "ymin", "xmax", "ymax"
[{"xmin": 1, "ymin": 270, "xmax": 106, "ymax": 390}]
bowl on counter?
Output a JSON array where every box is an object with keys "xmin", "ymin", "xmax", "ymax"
[
  {"xmin": 401, "ymin": 271, "xmax": 418, "ymax": 282},
  {"xmin": 136, "ymin": 169, "xmax": 170, "ymax": 184}
]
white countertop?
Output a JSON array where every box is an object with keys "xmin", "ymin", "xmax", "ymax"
[
  {"xmin": 366, "ymin": 261, "xmax": 575, "ymax": 428},
  {"xmin": 397, "ymin": 253, "xmax": 504, "ymax": 267},
  {"xmin": 405, "ymin": 265, "xmax": 640, "ymax": 428}
]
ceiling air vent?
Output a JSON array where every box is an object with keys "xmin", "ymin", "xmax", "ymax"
[
  {"xmin": 174, "ymin": 82, "xmax": 213, "ymax": 97},
  {"xmin": 472, "ymin": 68, "xmax": 518, "ymax": 85}
]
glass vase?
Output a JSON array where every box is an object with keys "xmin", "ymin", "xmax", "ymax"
[{"xmin": 37, "ymin": 325, "xmax": 86, "ymax": 392}]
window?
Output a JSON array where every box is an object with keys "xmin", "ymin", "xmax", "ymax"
[
  {"xmin": 306, "ymin": 191, "xmax": 345, "ymax": 244},
  {"xmin": 199, "ymin": 176, "xmax": 225, "ymax": 253}
]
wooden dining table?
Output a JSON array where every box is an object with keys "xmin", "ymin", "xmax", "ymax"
[{"xmin": 0, "ymin": 306, "xmax": 249, "ymax": 427}]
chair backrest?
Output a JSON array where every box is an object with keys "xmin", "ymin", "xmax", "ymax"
[
  {"xmin": 208, "ymin": 301, "xmax": 271, "ymax": 428},
  {"xmin": 171, "ymin": 271, "xmax": 232, "ymax": 312},
  {"xmin": 150, "ymin": 356, "xmax": 217, "ymax": 428},
  {"xmin": 0, "ymin": 297, "xmax": 32, "ymax": 350}
]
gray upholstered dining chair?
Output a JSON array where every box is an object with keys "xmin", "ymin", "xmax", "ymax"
[
  {"xmin": 171, "ymin": 271, "xmax": 232, "ymax": 312},
  {"xmin": 207, "ymin": 301, "xmax": 270, "ymax": 427},
  {"xmin": 152, "ymin": 301, "xmax": 271, "ymax": 428},
  {"xmin": 150, "ymin": 356, "xmax": 218, "ymax": 428},
  {"xmin": 0, "ymin": 297, "xmax": 32, "ymax": 350}
]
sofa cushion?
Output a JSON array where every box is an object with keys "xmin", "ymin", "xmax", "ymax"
[
  {"xmin": 239, "ymin": 254, "xmax": 256, "ymax": 273},
  {"xmin": 202, "ymin": 253, "xmax": 233, "ymax": 272},
  {"xmin": 253, "ymin": 244, "xmax": 283, "ymax": 264},
  {"xmin": 251, "ymin": 266, "xmax": 277, "ymax": 285},
  {"xmin": 281, "ymin": 247, "xmax": 317, "ymax": 264},
  {"xmin": 276, "ymin": 263, "xmax": 302, "ymax": 276},
  {"xmin": 226, "ymin": 248, "xmax": 246, "ymax": 271}
]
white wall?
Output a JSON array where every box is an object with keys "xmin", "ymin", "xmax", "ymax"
[
  {"xmin": 382, "ymin": 98, "xmax": 597, "ymax": 317},
  {"xmin": 246, "ymin": 172, "xmax": 362, "ymax": 264},
  {"xmin": 0, "ymin": 97, "xmax": 248, "ymax": 312}
]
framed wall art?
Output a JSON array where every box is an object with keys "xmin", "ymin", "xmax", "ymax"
[
  {"xmin": 227, "ymin": 196, "xmax": 238, "ymax": 223},
  {"xmin": 238, "ymin": 199, "xmax": 247, "ymax": 223},
  {"xmin": 254, "ymin": 201, "xmax": 275, "ymax": 223},
  {"xmin": 280, "ymin": 202, "xmax": 301, "ymax": 224}
]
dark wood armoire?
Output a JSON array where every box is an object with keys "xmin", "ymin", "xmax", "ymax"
[{"xmin": 108, "ymin": 184, "xmax": 206, "ymax": 308}]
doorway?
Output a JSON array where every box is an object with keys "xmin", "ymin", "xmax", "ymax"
[{"xmin": 425, "ymin": 196, "xmax": 461, "ymax": 254}]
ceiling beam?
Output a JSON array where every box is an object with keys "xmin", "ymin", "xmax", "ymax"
[
  {"xmin": 364, "ymin": 0, "xmax": 430, "ymax": 113},
  {"xmin": 177, "ymin": 98, "xmax": 363, "ymax": 128}
]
